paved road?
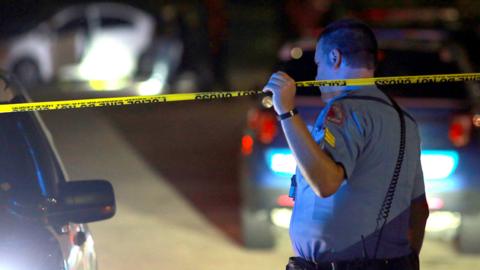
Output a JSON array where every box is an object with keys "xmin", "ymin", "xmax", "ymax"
[
  {"xmin": 37, "ymin": 103, "xmax": 294, "ymax": 270},
  {"xmin": 34, "ymin": 89, "xmax": 480, "ymax": 269}
]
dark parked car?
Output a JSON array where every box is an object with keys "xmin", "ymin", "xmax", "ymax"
[
  {"xmin": 0, "ymin": 73, "xmax": 115, "ymax": 269},
  {"xmin": 240, "ymin": 28, "xmax": 480, "ymax": 253}
]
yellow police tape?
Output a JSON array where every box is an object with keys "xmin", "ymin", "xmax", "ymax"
[
  {"xmin": 0, "ymin": 91, "xmax": 261, "ymax": 114},
  {"xmin": 1, "ymin": 72, "xmax": 480, "ymax": 114},
  {"xmin": 295, "ymin": 72, "xmax": 480, "ymax": 87}
]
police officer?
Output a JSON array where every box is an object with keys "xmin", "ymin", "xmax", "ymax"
[{"xmin": 263, "ymin": 19, "xmax": 429, "ymax": 270}]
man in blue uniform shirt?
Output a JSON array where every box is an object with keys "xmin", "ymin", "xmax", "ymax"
[{"xmin": 263, "ymin": 19, "xmax": 429, "ymax": 269}]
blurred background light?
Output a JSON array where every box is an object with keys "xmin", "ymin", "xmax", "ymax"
[
  {"xmin": 137, "ymin": 78, "xmax": 164, "ymax": 96},
  {"xmin": 426, "ymin": 211, "xmax": 461, "ymax": 233},
  {"xmin": 78, "ymin": 37, "xmax": 135, "ymax": 82},
  {"xmin": 421, "ymin": 150, "xmax": 459, "ymax": 180},
  {"xmin": 270, "ymin": 208, "xmax": 292, "ymax": 229},
  {"xmin": 473, "ymin": 114, "xmax": 480, "ymax": 127},
  {"xmin": 276, "ymin": 194, "xmax": 294, "ymax": 207},
  {"xmin": 426, "ymin": 196, "xmax": 445, "ymax": 210},
  {"xmin": 267, "ymin": 149, "xmax": 296, "ymax": 175},
  {"xmin": 290, "ymin": 47, "xmax": 303, "ymax": 59},
  {"xmin": 136, "ymin": 61, "xmax": 168, "ymax": 95}
]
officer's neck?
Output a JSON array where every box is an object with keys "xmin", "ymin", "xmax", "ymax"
[{"xmin": 321, "ymin": 68, "xmax": 374, "ymax": 103}]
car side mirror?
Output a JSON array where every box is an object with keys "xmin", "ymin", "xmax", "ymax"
[{"xmin": 50, "ymin": 180, "xmax": 116, "ymax": 224}]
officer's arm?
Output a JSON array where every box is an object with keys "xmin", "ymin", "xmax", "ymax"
[
  {"xmin": 281, "ymin": 115, "xmax": 345, "ymax": 198},
  {"xmin": 263, "ymin": 71, "xmax": 345, "ymax": 197},
  {"xmin": 408, "ymin": 195, "xmax": 429, "ymax": 254}
]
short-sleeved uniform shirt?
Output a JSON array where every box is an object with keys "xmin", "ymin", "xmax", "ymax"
[{"xmin": 289, "ymin": 85, "xmax": 425, "ymax": 263}]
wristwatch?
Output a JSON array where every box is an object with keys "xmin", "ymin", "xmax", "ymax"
[{"xmin": 277, "ymin": 108, "xmax": 298, "ymax": 121}]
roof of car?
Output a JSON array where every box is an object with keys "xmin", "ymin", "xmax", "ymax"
[
  {"xmin": 348, "ymin": 7, "xmax": 461, "ymax": 28},
  {"xmin": 278, "ymin": 28, "xmax": 453, "ymax": 62},
  {"xmin": 51, "ymin": 2, "xmax": 150, "ymax": 26}
]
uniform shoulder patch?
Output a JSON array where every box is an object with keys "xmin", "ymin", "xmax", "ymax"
[
  {"xmin": 324, "ymin": 127, "xmax": 336, "ymax": 148},
  {"xmin": 326, "ymin": 103, "xmax": 345, "ymax": 125}
]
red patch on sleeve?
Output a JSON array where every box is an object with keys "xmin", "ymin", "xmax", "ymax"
[{"xmin": 326, "ymin": 104, "xmax": 344, "ymax": 125}]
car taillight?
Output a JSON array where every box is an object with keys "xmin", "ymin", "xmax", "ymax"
[
  {"xmin": 247, "ymin": 109, "xmax": 278, "ymax": 144},
  {"xmin": 241, "ymin": 135, "xmax": 254, "ymax": 156},
  {"xmin": 448, "ymin": 114, "xmax": 472, "ymax": 147}
]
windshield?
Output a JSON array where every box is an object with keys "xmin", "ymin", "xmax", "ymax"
[
  {"xmin": 375, "ymin": 49, "xmax": 469, "ymax": 99},
  {"xmin": 0, "ymin": 96, "xmax": 63, "ymax": 204}
]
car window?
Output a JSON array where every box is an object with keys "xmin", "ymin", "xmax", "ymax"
[
  {"xmin": 375, "ymin": 49, "xmax": 469, "ymax": 99},
  {"xmin": 56, "ymin": 16, "xmax": 88, "ymax": 34},
  {"xmin": 0, "ymin": 97, "xmax": 62, "ymax": 204},
  {"xmin": 100, "ymin": 17, "xmax": 133, "ymax": 28}
]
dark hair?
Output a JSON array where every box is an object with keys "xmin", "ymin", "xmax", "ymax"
[{"xmin": 318, "ymin": 19, "xmax": 378, "ymax": 69}]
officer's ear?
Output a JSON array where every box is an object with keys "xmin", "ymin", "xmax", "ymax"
[{"xmin": 328, "ymin": 49, "xmax": 341, "ymax": 69}]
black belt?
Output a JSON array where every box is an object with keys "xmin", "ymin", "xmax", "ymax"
[{"xmin": 286, "ymin": 253, "xmax": 418, "ymax": 270}]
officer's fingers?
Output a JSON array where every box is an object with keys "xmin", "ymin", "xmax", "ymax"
[
  {"xmin": 277, "ymin": 71, "xmax": 293, "ymax": 81},
  {"xmin": 264, "ymin": 74, "xmax": 284, "ymax": 88},
  {"xmin": 273, "ymin": 75, "xmax": 296, "ymax": 90},
  {"xmin": 262, "ymin": 86, "xmax": 272, "ymax": 93},
  {"xmin": 262, "ymin": 81, "xmax": 282, "ymax": 93},
  {"xmin": 269, "ymin": 76, "xmax": 287, "ymax": 86},
  {"xmin": 272, "ymin": 73, "xmax": 288, "ymax": 82}
]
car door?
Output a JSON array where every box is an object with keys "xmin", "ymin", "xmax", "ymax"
[
  {"xmin": 51, "ymin": 9, "xmax": 90, "ymax": 79},
  {"xmin": 76, "ymin": 3, "xmax": 153, "ymax": 82},
  {"xmin": 19, "ymin": 104, "xmax": 97, "ymax": 270},
  {"xmin": 0, "ymin": 90, "xmax": 96, "ymax": 269},
  {"xmin": 0, "ymin": 101, "xmax": 66, "ymax": 269}
]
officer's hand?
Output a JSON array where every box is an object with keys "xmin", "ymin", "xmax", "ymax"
[{"xmin": 262, "ymin": 71, "xmax": 296, "ymax": 115}]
